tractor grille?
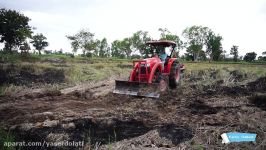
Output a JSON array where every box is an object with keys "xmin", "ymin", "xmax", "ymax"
[
  {"xmin": 140, "ymin": 66, "xmax": 146, "ymax": 74},
  {"xmin": 140, "ymin": 65, "xmax": 150, "ymax": 74}
]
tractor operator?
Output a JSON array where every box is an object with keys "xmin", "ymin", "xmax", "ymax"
[{"xmin": 159, "ymin": 48, "xmax": 167, "ymax": 64}]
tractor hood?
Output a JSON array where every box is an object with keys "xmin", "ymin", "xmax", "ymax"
[
  {"xmin": 143, "ymin": 56, "xmax": 161, "ymax": 65},
  {"xmin": 134, "ymin": 56, "xmax": 162, "ymax": 69},
  {"xmin": 132, "ymin": 56, "xmax": 162, "ymax": 71}
]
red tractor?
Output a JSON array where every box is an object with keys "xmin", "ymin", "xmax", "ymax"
[{"xmin": 113, "ymin": 40, "xmax": 185, "ymax": 98}]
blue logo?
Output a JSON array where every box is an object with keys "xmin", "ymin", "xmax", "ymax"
[{"xmin": 221, "ymin": 132, "xmax": 256, "ymax": 143}]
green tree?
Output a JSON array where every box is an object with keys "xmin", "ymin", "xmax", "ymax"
[
  {"xmin": 186, "ymin": 44, "xmax": 202, "ymax": 61},
  {"xmin": 93, "ymin": 39, "xmax": 101, "ymax": 56},
  {"xmin": 259, "ymin": 51, "xmax": 266, "ymax": 61},
  {"xmin": 66, "ymin": 29, "xmax": 95, "ymax": 54},
  {"xmin": 111, "ymin": 40, "xmax": 119, "ymax": 57},
  {"xmin": 111, "ymin": 38, "xmax": 133, "ymax": 58},
  {"xmin": 258, "ymin": 56, "xmax": 266, "ymax": 61},
  {"xmin": 98, "ymin": 38, "xmax": 108, "ymax": 57},
  {"xmin": 30, "ymin": 33, "xmax": 49, "ymax": 55},
  {"xmin": 131, "ymin": 30, "xmax": 151, "ymax": 57},
  {"xmin": 120, "ymin": 38, "xmax": 132, "ymax": 58},
  {"xmin": 205, "ymin": 32, "xmax": 223, "ymax": 61},
  {"xmin": 198, "ymin": 50, "xmax": 207, "ymax": 60},
  {"xmin": 0, "ymin": 8, "xmax": 32, "ymax": 52},
  {"xmin": 230, "ymin": 45, "xmax": 239, "ymax": 62},
  {"xmin": 159, "ymin": 28, "xmax": 183, "ymax": 49},
  {"xmin": 183, "ymin": 53, "xmax": 194, "ymax": 61},
  {"xmin": 111, "ymin": 40, "xmax": 124, "ymax": 58},
  {"xmin": 243, "ymin": 52, "xmax": 257, "ymax": 62},
  {"xmin": 182, "ymin": 25, "xmax": 210, "ymax": 61},
  {"xmin": 19, "ymin": 42, "xmax": 31, "ymax": 54},
  {"xmin": 106, "ymin": 46, "xmax": 111, "ymax": 57}
]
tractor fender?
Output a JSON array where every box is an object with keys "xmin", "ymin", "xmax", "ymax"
[
  {"xmin": 148, "ymin": 62, "xmax": 163, "ymax": 83},
  {"xmin": 166, "ymin": 58, "xmax": 178, "ymax": 72}
]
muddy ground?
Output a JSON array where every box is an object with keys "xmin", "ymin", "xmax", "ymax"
[{"xmin": 0, "ymin": 73, "xmax": 265, "ymax": 149}]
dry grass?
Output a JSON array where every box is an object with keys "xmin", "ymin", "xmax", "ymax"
[{"xmin": 1, "ymin": 60, "xmax": 266, "ymax": 96}]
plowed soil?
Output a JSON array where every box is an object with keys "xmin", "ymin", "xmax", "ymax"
[{"xmin": 0, "ymin": 77, "xmax": 265, "ymax": 150}]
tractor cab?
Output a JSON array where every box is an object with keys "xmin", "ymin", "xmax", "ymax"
[
  {"xmin": 146, "ymin": 40, "xmax": 177, "ymax": 69},
  {"xmin": 146, "ymin": 40, "xmax": 177, "ymax": 57}
]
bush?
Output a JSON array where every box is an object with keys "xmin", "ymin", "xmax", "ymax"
[
  {"xmin": 65, "ymin": 53, "xmax": 75, "ymax": 58},
  {"xmin": 85, "ymin": 52, "xmax": 93, "ymax": 58},
  {"xmin": 243, "ymin": 52, "xmax": 257, "ymax": 62},
  {"xmin": 44, "ymin": 50, "xmax": 52, "ymax": 54},
  {"xmin": 258, "ymin": 56, "xmax": 266, "ymax": 61}
]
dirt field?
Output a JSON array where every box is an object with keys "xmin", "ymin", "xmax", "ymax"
[{"xmin": 0, "ymin": 65, "xmax": 265, "ymax": 150}]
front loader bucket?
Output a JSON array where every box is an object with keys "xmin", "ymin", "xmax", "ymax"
[{"xmin": 113, "ymin": 80, "xmax": 160, "ymax": 98}]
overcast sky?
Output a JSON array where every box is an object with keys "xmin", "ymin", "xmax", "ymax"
[{"xmin": 1, "ymin": 0, "xmax": 266, "ymax": 56}]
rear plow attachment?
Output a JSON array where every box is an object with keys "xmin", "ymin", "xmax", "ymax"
[{"xmin": 113, "ymin": 80, "xmax": 161, "ymax": 98}]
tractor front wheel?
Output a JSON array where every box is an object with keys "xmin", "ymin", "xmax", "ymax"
[
  {"xmin": 152, "ymin": 70, "xmax": 167, "ymax": 92},
  {"xmin": 169, "ymin": 61, "xmax": 181, "ymax": 89}
]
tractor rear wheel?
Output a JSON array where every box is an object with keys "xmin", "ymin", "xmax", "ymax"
[{"xmin": 169, "ymin": 60, "xmax": 181, "ymax": 89}]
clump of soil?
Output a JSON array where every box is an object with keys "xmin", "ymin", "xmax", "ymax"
[
  {"xmin": 249, "ymin": 94, "xmax": 266, "ymax": 111},
  {"xmin": 188, "ymin": 100, "xmax": 218, "ymax": 114},
  {"xmin": 24, "ymin": 89, "xmax": 62, "ymax": 99}
]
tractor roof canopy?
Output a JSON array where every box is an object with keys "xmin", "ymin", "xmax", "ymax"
[
  {"xmin": 145, "ymin": 40, "xmax": 176, "ymax": 57},
  {"xmin": 146, "ymin": 40, "xmax": 176, "ymax": 47}
]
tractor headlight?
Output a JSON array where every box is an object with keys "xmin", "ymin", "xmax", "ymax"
[
  {"xmin": 146, "ymin": 63, "xmax": 150, "ymax": 67},
  {"xmin": 140, "ymin": 63, "xmax": 150, "ymax": 67}
]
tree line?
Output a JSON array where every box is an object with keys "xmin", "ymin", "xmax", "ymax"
[
  {"xmin": 1, "ymin": 8, "xmax": 266, "ymax": 62},
  {"xmin": 67, "ymin": 27, "xmax": 265, "ymax": 62}
]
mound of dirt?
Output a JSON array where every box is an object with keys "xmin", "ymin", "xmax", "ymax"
[
  {"xmin": 0, "ymin": 67, "xmax": 65, "ymax": 86},
  {"xmin": 100, "ymin": 124, "xmax": 193, "ymax": 149},
  {"xmin": 247, "ymin": 76, "xmax": 266, "ymax": 92}
]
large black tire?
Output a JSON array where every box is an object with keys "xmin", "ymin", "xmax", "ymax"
[
  {"xmin": 152, "ymin": 69, "xmax": 161, "ymax": 83},
  {"xmin": 152, "ymin": 69, "xmax": 167, "ymax": 92},
  {"xmin": 169, "ymin": 60, "xmax": 181, "ymax": 89}
]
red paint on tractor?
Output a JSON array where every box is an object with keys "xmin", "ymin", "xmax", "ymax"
[{"xmin": 114, "ymin": 40, "xmax": 185, "ymax": 98}]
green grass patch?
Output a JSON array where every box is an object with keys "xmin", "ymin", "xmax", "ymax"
[
  {"xmin": 64, "ymin": 62, "xmax": 131, "ymax": 84},
  {"xmin": 0, "ymin": 127, "xmax": 15, "ymax": 150},
  {"xmin": 0, "ymin": 86, "xmax": 6, "ymax": 96},
  {"xmin": 0, "ymin": 53, "xmax": 41, "ymax": 63},
  {"xmin": 184, "ymin": 62, "xmax": 266, "ymax": 76}
]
